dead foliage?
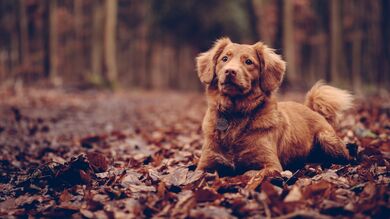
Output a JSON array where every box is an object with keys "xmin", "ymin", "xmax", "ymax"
[{"xmin": 0, "ymin": 88, "xmax": 388, "ymax": 218}]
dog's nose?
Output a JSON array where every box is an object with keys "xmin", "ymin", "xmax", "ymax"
[{"xmin": 225, "ymin": 69, "xmax": 237, "ymax": 77}]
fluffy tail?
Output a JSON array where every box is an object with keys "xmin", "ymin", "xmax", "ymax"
[{"xmin": 304, "ymin": 81, "xmax": 353, "ymax": 128}]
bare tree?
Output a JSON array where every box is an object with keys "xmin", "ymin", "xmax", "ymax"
[
  {"xmin": 49, "ymin": 0, "xmax": 58, "ymax": 83},
  {"xmin": 17, "ymin": 0, "xmax": 29, "ymax": 66},
  {"xmin": 73, "ymin": 0, "xmax": 84, "ymax": 75},
  {"xmin": 91, "ymin": 0, "xmax": 103, "ymax": 84},
  {"xmin": 74, "ymin": 0, "xmax": 83, "ymax": 38},
  {"xmin": 348, "ymin": 1, "xmax": 363, "ymax": 93},
  {"xmin": 282, "ymin": 0, "xmax": 297, "ymax": 86},
  {"xmin": 330, "ymin": 0, "xmax": 344, "ymax": 85},
  {"xmin": 104, "ymin": 0, "xmax": 118, "ymax": 87},
  {"xmin": 43, "ymin": 0, "xmax": 58, "ymax": 83}
]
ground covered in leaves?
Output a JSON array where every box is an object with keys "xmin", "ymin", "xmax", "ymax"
[{"xmin": 0, "ymin": 87, "xmax": 389, "ymax": 218}]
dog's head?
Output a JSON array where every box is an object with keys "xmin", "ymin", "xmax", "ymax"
[{"xmin": 196, "ymin": 38, "xmax": 286, "ymax": 97}]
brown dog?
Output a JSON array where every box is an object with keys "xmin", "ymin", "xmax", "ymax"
[{"xmin": 195, "ymin": 38, "xmax": 353, "ymax": 186}]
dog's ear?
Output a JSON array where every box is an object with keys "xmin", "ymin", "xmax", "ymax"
[
  {"xmin": 196, "ymin": 38, "xmax": 231, "ymax": 84},
  {"xmin": 254, "ymin": 42, "xmax": 286, "ymax": 93}
]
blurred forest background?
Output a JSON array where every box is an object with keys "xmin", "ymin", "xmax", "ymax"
[{"xmin": 0, "ymin": 0, "xmax": 389, "ymax": 93}]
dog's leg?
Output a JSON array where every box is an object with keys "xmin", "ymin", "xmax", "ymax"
[
  {"xmin": 196, "ymin": 145, "xmax": 234, "ymax": 174},
  {"xmin": 245, "ymin": 151, "xmax": 283, "ymax": 190},
  {"xmin": 316, "ymin": 129, "xmax": 352, "ymax": 163},
  {"xmin": 197, "ymin": 150, "xmax": 231, "ymax": 171},
  {"xmin": 243, "ymin": 170, "xmax": 258, "ymax": 177},
  {"xmin": 196, "ymin": 147, "xmax": 214, "ymax": 171},
  {"xmin": 245, "ymin": 165, "xmax": 282, "ymax": 190}
]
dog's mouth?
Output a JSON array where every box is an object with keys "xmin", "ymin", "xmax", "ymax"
[{"xmin": 220, "ymin": 80, "xmax": 244, "ymax": 95}]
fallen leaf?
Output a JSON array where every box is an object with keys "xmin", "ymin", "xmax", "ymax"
[
  {"xmin": 303, "ymin": 181, "xmax": 332, "ymax": 198},
  {"xmin": 189, "ymin": 206, "xmax": 235, "ymax": 219},
  {"xmin": 80, "ymin": 209, "xmax": 95, "ymax": 218},
  {"xmin": 171, "ymin": 190, "xmax": 196, "ymax": 218},
  {"xmin": 162, "ymin": 167, "xmax": 189, "ymax": 186},
  {"xmin": 284, "ymin": 186, "xmax": 302, "ymax": 202},
  {"xmin": 194, "ymin": 187, "xmax": 221, "ymax": 202},
  {"xmin": 86, "ymin": 152, "xmax": 109, "ymax": 173},
  {"xmin": 59, "ymin": 190, "xmax": 72, "ymax": 202}
]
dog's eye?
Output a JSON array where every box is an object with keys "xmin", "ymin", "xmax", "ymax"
[
  {"xmin": 245, "ymin": 59, "xmax": 253, "ymax": 65},
  {"xmin": 221, "ymin": 56, "xmax": 228, "ymax": 62}
]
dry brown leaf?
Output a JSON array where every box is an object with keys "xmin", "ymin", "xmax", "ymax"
[{"xmin": 284, "ymin": 186, "xmax": 302, "ymax": 202}]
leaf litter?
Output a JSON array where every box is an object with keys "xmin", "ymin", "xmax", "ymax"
[{"xmin": 0, "ymin": 88, "xmax": 388, "ymax": 218}]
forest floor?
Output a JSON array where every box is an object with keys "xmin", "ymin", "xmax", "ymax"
[{"xmin": 0, "ymin": 87, "xmax": 388, "ymax": 218}]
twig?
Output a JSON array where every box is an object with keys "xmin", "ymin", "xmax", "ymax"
[
  {"xmin": 252, "ymin": 191, "xmax": 271, "ymax": 219},
  {"xmin": 262, "ymin": 200, "xmax": 271, "ymax": 219},
  {"xmin": 273, "ymin": 210, "xmax": 332, "ymax": 219},
  {"xmin": 245, "ymin": 172, "xmax": 265, "ymax": 190}
]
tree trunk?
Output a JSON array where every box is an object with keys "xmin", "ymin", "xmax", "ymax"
[
  {"xmin": 246, "ymin": 0, "xmax": 260, "ymax": 41},
  {"xmin": 73, "ymin": 0, "xmax": 83, "ymax": 75},
  {"xmin": 330, "ymin": 0, "xmax": 343, "ymax": 85},
  {"xmin": 18, "ymin": 0, "xmax": 29, "ymax": 66},
  {"xmin": 252, "ymin": 0, "xmax": 272, "ymax": 46},
  {"xmin": 282, "ymin": 0, "xmax": 297, "ymax": 86},
  {"xmin": 382, "ymin": 0, "xmax": 390, "ymax": 90},
  {"xmin": 42, "ymin": 1, "xmax": 50, "ymax": 78},
  {"xmin": 43, "ymin": 0, "xmax": 58, "ymax": 83},
  {"xmin": 104, "ymin": 0, "xmax": 118, "ymax": 87},
  {"xmin": 91, "ymin": 0, "xmax": 103, "ymax": 83},
  {"xmin": 350, "ymin": 0, "xmax": 363, "ymax": 94},
  {"xmin": 352, "ymin": 31, "xmax": 362, "ymax": 94},
  {"xmin": 49, "ymin": 0, "xmax": 58, "ymax": 82},
  {"xmin": 74, "ymin": 0, "xmax": 83, "ymax": 38}
]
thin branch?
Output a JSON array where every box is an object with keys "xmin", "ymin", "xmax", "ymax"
[{"xmin": 273, "ymin": 210, "xmax": 332, "ymax": 219}]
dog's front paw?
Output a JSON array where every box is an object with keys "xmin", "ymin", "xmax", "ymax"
[
  {"xmin": 245, "ymin": 167, "xmax": 281, "ymax": 190},
  {"xmin": 197, "ymin": 152, "xmax": 234, "ymax": 175}
]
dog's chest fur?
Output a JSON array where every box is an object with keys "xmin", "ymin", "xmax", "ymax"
[
  {"xmin": 214, "ymin": 112, "xmax": 259, "ymax": 168},
  {"xmin": 213, "ymin": 104, "xmax": 273, "ymax": 150},
  {"xmin": 210, "ymin": 105, "xmax": 281, "ymax": 171},
  {"xmin": 213, "ymin": 113, "xmax": 271, "ymax": 172},
  {"xmin": 215, "ymin": 115, "xmax": 249, "ymax": 148}
]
